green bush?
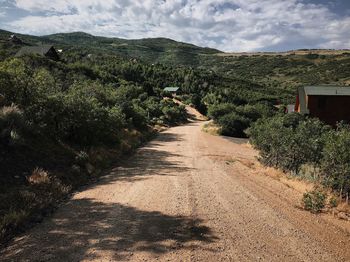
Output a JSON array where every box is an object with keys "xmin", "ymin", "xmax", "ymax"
[
  {"xmin": 26, "ymin": 92, "xmax": 125, "ymax": 146},
  {"xmin": 208, "ymin": 102, "xmax": 276, "ymax": 138},
  {"xmin": 217, "ymin": 112, "xmax": 250, "ymax": 137},
  {"xmin": 321, "ymin": 124, "xmax": 350, "ymax": 196},
  {"xmin": 143, "ymin": 96, "xmax": 162, "ymax": 119},
  {"xmin": 236, "ymin": 103, "xmax": 275, "ymax": 121},
  {"xmin": 160, "ymin": 100, "xmax": 187, "ymax": 125},
  {"xmin": 329, "ymin": 196, "xmax": 338, "ymax": 208},
  {"xmin": 248, "ymin": 114, "xmax": 327, "ymax": 174},
  {"xmin": 207, "ymin": 103, "xmax": 236, "ymax": 120},
  {"xmin": 0, "ymin": 104, "xmax": 27, "ymax": 146},
  {"xmin": 250, "ymin": 114, "xmax": 350, "ymax": 197},
  {"xmin": 302, "ymin": 190, "xmax": 326, "ymax": 213}
]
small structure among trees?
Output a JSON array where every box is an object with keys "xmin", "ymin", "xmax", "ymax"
[
  {"xmin": 16, "ymin": 45, "xmax": 60, "ymax": 60},
  {"xmin": 163, "ymin": 87, "xmax": 180, "ymax": 96},
  {"xmin": 8, "ymin": 34, "xmax": 23, "ymax": 45},
  {"xmin": 295, "ymin": 85, "xmax": 350, "ymax": 126}
]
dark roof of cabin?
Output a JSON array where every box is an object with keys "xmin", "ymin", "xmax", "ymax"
[{"xmin": 15, "ymin": 45, "xmax": 55, "ymax": 57}]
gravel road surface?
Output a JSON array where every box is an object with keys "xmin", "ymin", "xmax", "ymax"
[{"xmin": 1, "ymin": 121, "xmax": 350, "ymax": 261}]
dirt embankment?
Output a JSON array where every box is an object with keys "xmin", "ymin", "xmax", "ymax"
[{"xmin": 1, "ymin": 121, "xmax": 350, "ymax": 261}]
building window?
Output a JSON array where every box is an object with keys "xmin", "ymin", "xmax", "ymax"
[{"xmin": 318, "ymin": 96, "xmax": 327, "ymax": 109}]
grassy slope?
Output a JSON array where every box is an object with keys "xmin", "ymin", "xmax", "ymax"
[{"xmin": 1, "ymin": 29, "xmax": 350, "ymax": 98}]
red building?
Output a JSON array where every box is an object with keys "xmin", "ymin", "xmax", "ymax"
[{"xmin": 295, "ymin": 86, "xmax": 350, "ymax": 126}]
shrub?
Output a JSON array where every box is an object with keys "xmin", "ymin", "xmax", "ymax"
[
  {"xmin": 0, "ymin": 104, "xmax": 27, "ymax": 146},
  {"xmin": 143, "ymin": 96, "xmax": 162, "ymax": 119},
  {"xmin": 75, "ymin": 151, "xmax": 90, "ymax": 166},
  {"xmin": 248, "ymin": 114, "xmax": 327, "ymax": 174},
  {"xmin": 321, "ymin": 124, "xmax": 350, "ymax": 196},
  {"xmin": 160, "ymin": 100, "xmax": 187, "ymax": 125},
  {"xmin": 208, "ymin": 102, "xmax": 276, "ymax": 138},
  {"xmin": 0, "ymin": 59, "xmax": 36, "ymax": 106},
  {"xmin": 207, "ymin": 103, "xmax": 236, "ymax": 120},
  {"xmin": 297, "ymin": 119, "xmax": 329, "ymax": 166},
  {"xmin": 0, "ymin": 210, "xmax": 28, "ymax": 240},
  {"xmin": 302, "ymin": 190, "xmax": 326, "ymax": 213},
  {"xmin": 26, "ymin": 92, "xmax": 125, "ymax": 146},
  {"xmin": 27, "ymin": 168, "xmax": 50, "ymax": 185},
  {"xmin": 217, "ymin": 112, "xmax": 250, "ymax": 137},
  {"xmin": 236, "ymin": 103, "xmax": 275, "ymax": 121},
  {"xmin": 329, "ymin": 196, "xmax": 338, "ymax": 208}
]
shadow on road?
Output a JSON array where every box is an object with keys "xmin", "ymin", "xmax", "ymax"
[
  {"xmin": 1, "ymin": 127, "xmax": 218, "ymax": 261},
  {"xmin": 2, "ymin": 199, "xmax": 217, "ymax": 261},
  {"xmin": 96, "ymin": 132, "xmax": 193, "ymax": 184}
]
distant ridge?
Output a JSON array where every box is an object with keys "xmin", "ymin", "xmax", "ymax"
[
  {"xmin": 0, "ymin": 29, "xmax": 223, "ymax": 65},
  {"xmin": 2, "ymin": 29, "xmax": 350, "ymax": 57},
  {"xmin": 1, "ymin": 28, "xmax": 350, "ymax": 67},
  {"xmin": 219, "ymin": 49, "xmax": 350, "ymax": 57}
]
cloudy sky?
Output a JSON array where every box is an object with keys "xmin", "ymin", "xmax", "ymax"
[{"xmin": 0, "ymin": 0, "xmax": 350, "ymax": 52}]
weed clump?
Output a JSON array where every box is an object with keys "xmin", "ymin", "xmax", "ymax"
[{"xmin": 302, "ymin": 190, "xmax": 326, "ymax": 213}]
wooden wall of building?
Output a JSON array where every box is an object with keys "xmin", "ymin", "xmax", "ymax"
[{"xmin": 308, "ymin": 95, "xmax": 350, "ymax": 126}]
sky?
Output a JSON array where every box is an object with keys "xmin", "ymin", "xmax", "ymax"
[{"xmin": 0, "ymin": 0, "xmax": 350, "ymax": 52}]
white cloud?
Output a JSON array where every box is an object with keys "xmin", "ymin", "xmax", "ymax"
[
  {"xmin": 3, "ymin": 0, "xmax": 350, "ymax": 51},
  {"xmin": 14, "ymin": 0, "xmax": 73, "ymax": 13}
]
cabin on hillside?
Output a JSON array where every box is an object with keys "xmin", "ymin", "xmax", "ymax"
[
  {"xmin": 8, "ymin": 34, "xmax": 23, "ymax": 45},
  {"xmin": 163, "ymin": 87, "xmax": 180, "ymax": 96},
  {"xmin": 295, "ymin": 85, "xmax": 350, "ymax": 126},
  {"xmin": 15, "ymin": 45, "xmax": 59, "ymax": 60}
]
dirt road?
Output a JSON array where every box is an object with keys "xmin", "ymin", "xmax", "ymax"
[{"xmin": 1, "ymin": 121, "xmax": 350, "ymax": 261}]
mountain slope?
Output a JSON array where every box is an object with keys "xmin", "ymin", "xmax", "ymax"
[
  {"xmin": 0, "ymin": 29, "xmax": 221, "ymax": 65},
  {"xmin": 45, "ymin": 32, "xmax": 221, "ymax": 65},
  {"xmin": 1, "ymin": 29, "xmax": 350, "ymax": 93}
]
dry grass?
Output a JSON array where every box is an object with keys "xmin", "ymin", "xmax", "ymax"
[
  {"xmin": 235, "ymin": 158, "xmax": 256, "ymax": 169},
  {"xmin": 202, "ymin": 121, "xmax": 220, "ymax": 136},
  {"xmin": 257, "ymin": 164, "xmax": 350, "ymax": 218},
  {"xmin": 0, "ymin": 104, "xmax": 21, "ymax": 116},
  {"xmin": 259, "ymin": 165, "xmax": 314, "ymax": 194},
  {"xmin": 27, "ymin": 168, "xmax": 50, "ymax": 185}
]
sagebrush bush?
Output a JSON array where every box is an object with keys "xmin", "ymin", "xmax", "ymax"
[
  {"xmin": 321, "ymin": 124, "xmax": 350, "ymax": 196},
  {"xmin": 0, "ymin": 104, "xmax": 27, "ymax": 146},
  {"xmin": 302, "ymin": 190, "xmax": 326, "ymax": 213},
  {"xmin": 329, "ymin": 196, "xmax": 338, "ymax": 208},
  {"xmin": 207, "ymin": 103, "xmax": 236, "ymax": 120},
  {"xmin": 208, "ymin": 102, "xmax": 276, "ymax": 138},
  {"xmin": 160, "ymin": 100, "xmax": 187, "ymax": 125},
  {"xmin": 248, "ymin": 114, "xmax": 328, "ymax": 174},
  {"xmin": 217, "ymin": 112, "xmax": 250, "ymax": 137},
  {"xmin": 249, "ymin": 114, "xmax": 350, "ymax": 199}
]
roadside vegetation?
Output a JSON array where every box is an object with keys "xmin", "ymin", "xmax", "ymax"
[
  {"xmin": 0, "ymin": 53, "xmax": 192, "ymax": 243},
  {"xmin": 248, "ymin": 114, "xmax": 350, "ymax": 213},
  {"xmin": 1, "ymin": 29, "xmax": 350, "ymax": 241}
]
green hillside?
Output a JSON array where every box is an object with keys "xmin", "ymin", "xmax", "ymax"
[
  {"xmin": 1, "ymin": 29, "xmax": 350, "ymax": 95},
  {"xmin": 0, "ymin": 30, "xmax": 221, "ymax": 66}
]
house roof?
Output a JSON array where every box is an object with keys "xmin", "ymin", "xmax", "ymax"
[
  {"xmin": 163, "ymin": 87, "xmax": 180, "ymax": 92},
  {"xmin": 304, "ymin": 85, "xmax": 350, "ymax": 96},
  {"xmin": 15, "ymin": 45, "xmax": 55, "ymax": 57},
  {"xmin": 297, "ymin": 85, "xmax": 350, "ymax": 114}
]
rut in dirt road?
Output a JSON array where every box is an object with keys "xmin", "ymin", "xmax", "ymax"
[{"xmin": 1, "ymin": 121, "xmax": 350, "ymax": 262}]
